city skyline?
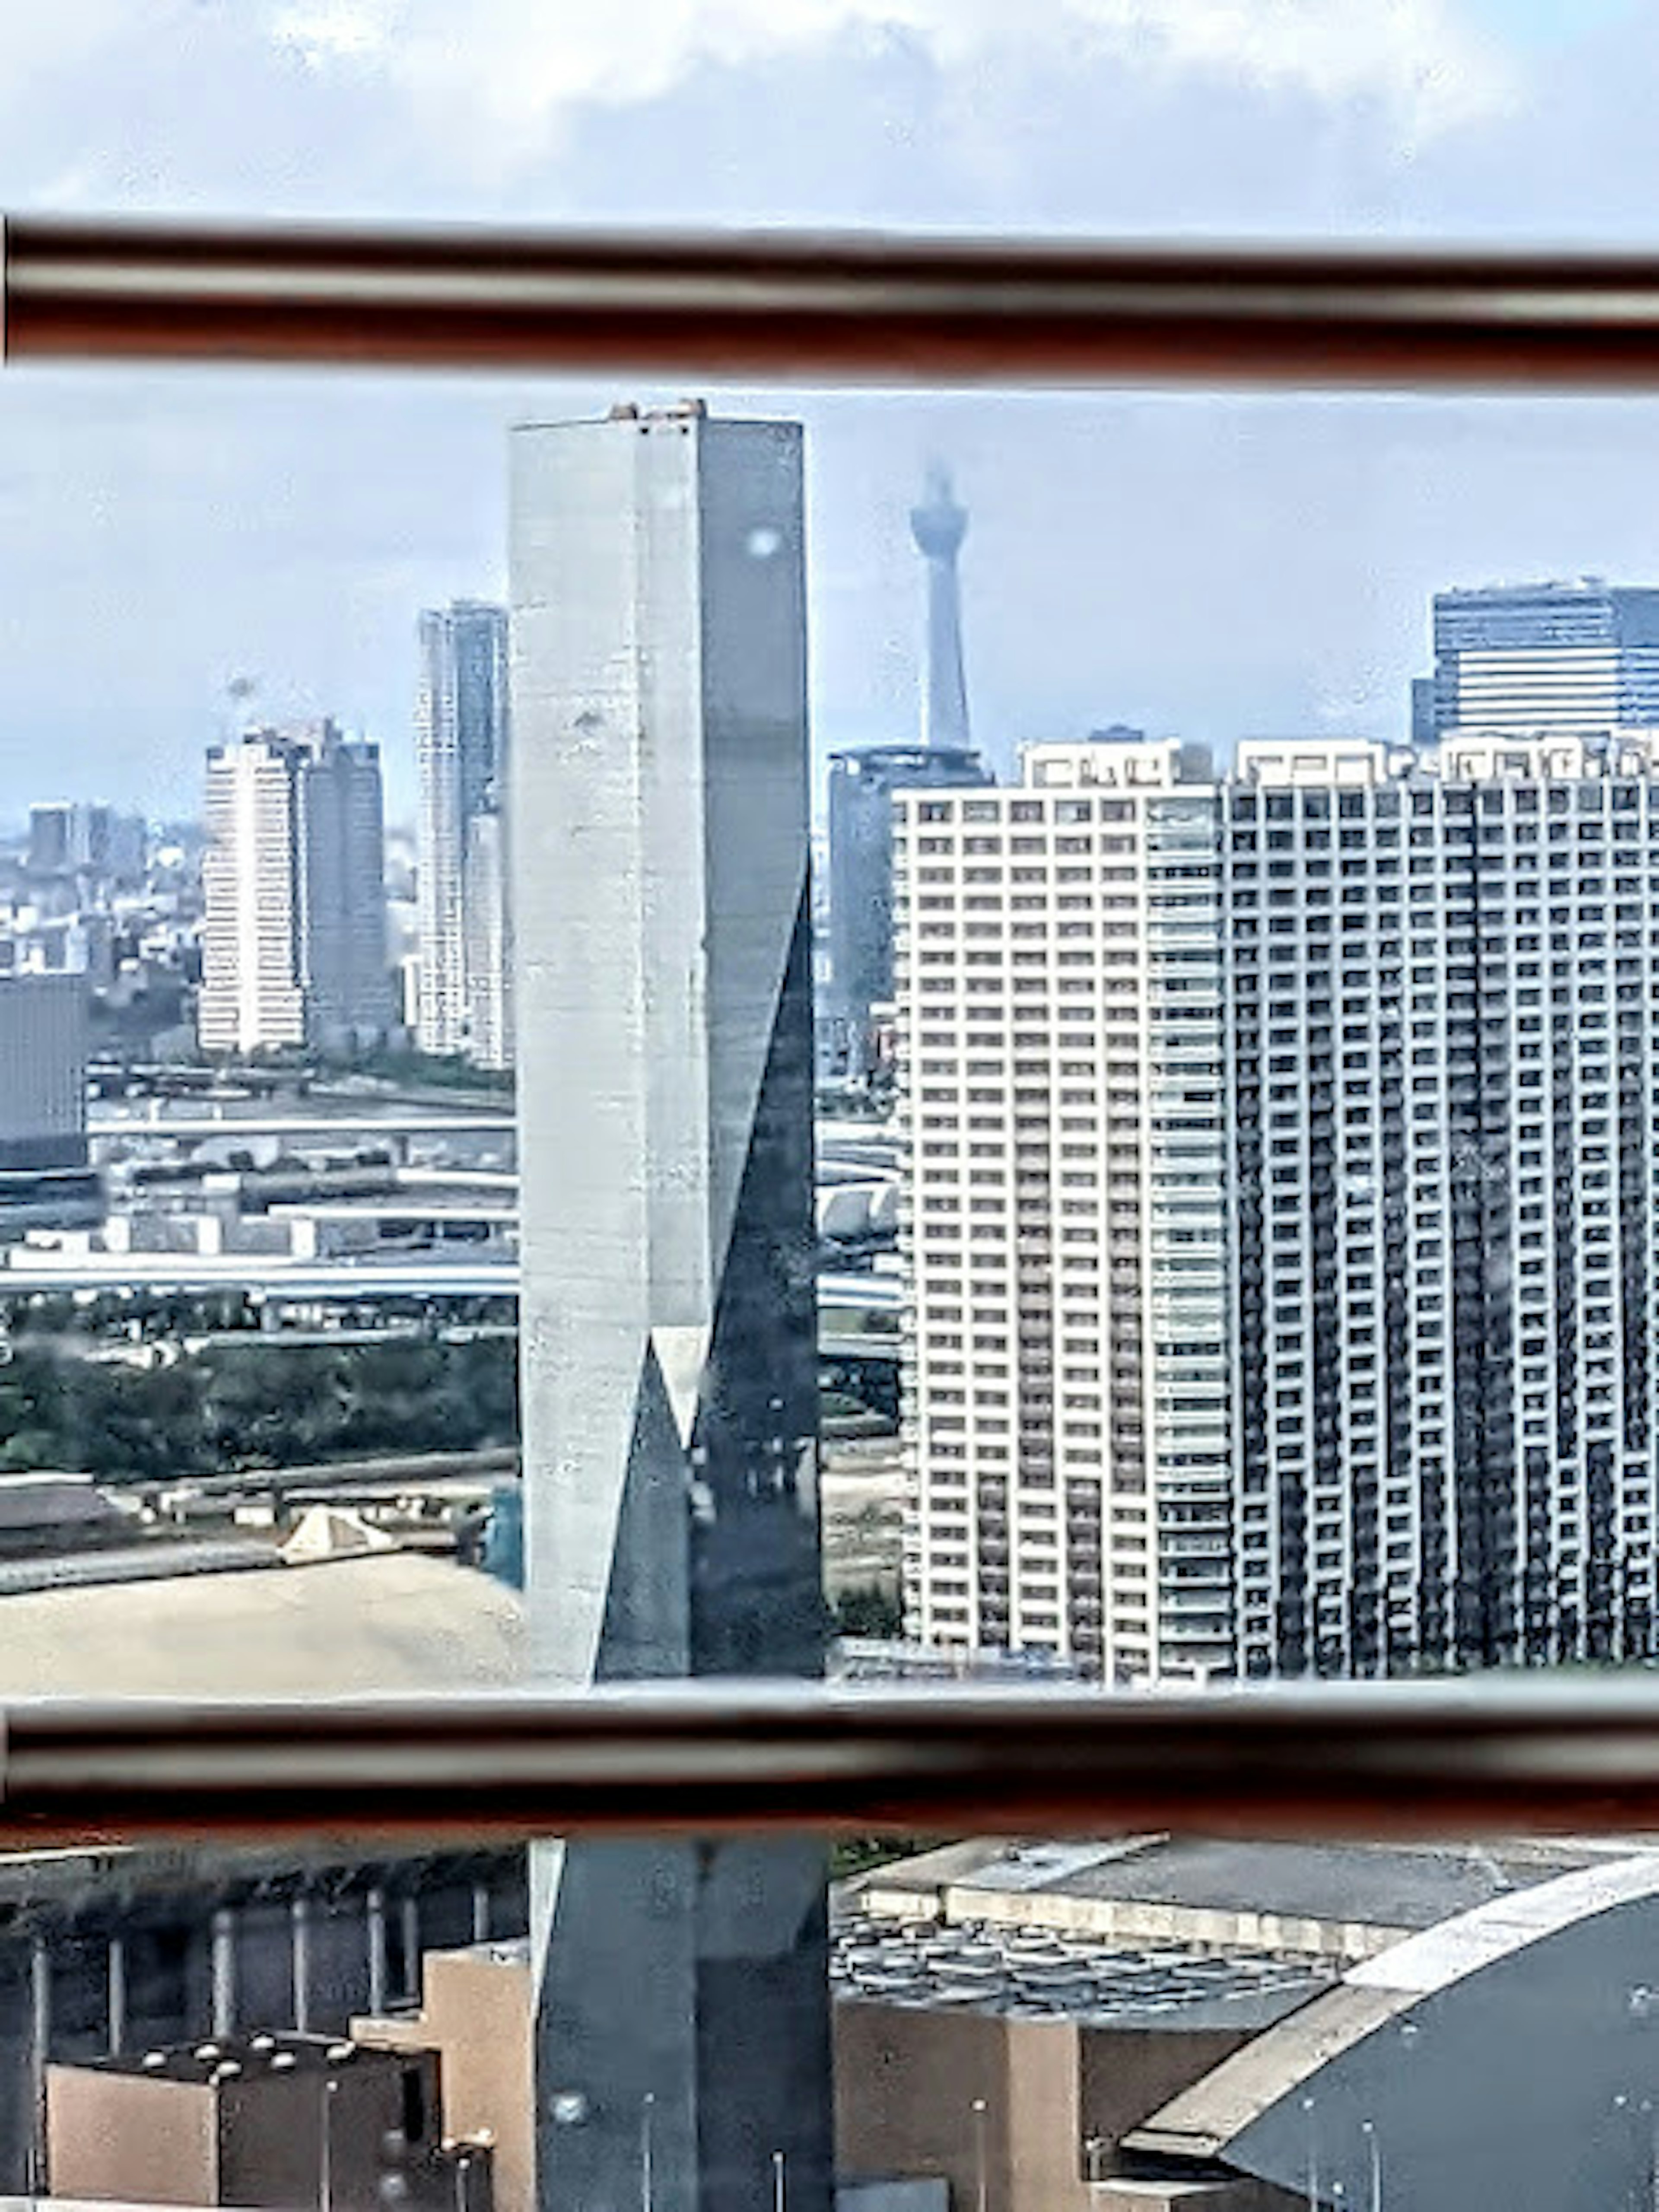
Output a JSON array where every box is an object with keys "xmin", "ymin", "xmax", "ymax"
[
  {"xmin": 9, "ymin": 6, "xmax": 1659, "ymax": 820},
  {"xmin": 30, "ymin": 553, "xmax": 1659, "ymax": 834}
]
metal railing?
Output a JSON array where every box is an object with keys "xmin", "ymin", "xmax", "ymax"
[{"xmin": 5, "ymin": 211, "xmax": 1659, "ymax": 1844}]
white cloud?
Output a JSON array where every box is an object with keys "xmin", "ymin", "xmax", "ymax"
[
  {"xmin": 270, "ymin": 0, "xmax": 400, "ymax": 66},
  {"xmin": 259, "ymin": 0, "xmax": 1518, "ymax": 167}
]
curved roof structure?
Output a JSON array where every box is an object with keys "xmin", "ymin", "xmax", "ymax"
[{"xmin": 1128, "ymin": 1852, "xmax": 1659, "ymax": 2212}]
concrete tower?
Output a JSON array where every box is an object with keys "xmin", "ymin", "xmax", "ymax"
[
  {"xmin": 510, "ymin": 404, "xmax": 831, "ymax": 2212},
  {"xmin": 909, "ymin": 460, "xmax": 971, "ymax": 752}
]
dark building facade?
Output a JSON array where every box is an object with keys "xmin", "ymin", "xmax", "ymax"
[
  {"xmin": 824, "ymin": 744, "xmax": 992, "ymax": 1079},
  {"xmin": 1227, "ymin": 733, "xmax": 1659, "ymax": 1677},
  {"xmin": 0, "ymin": 1841, "xmax": 526, "ymax": 2193}
]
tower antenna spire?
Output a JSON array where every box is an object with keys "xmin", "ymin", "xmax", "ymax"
[{"xmin": 909, "ymin": 460, "xmax": 970, "ymax": 752}]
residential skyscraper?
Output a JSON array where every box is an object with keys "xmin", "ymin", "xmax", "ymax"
[
  {"xmin": 909, "ymin": 461, "xmax": 971, "ymax": 753},
  {"xmin": 1430, "ymin": 579, "xmax": 1659, "ymax": 734},
  {"xmin": 510, "ymin": 403, "xmax": 831, "ymax": 2212},
  {"xmin": 895, "ymin": 734, "xmax": 1230, "ymax": 1684},
  {"xmin": 415, "ymin": 601, "xmax": 511, "ymax": 1064},
  {"xmin": 199, "ymin": 722, "xmax": 392, "ymax": 1057},
  {"xmin": 1227, "ymin": 728, "xmax": 1659, "ymax": 1675},
  {"xmin": 899, "ymin": 725, "xmax": 1659, "ymax": 1682}
]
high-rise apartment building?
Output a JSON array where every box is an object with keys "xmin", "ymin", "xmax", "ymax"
[
  {"xmin": 199, "ymin": 722, "xmax": 392, "ymax": 1057},
  {"xmin": 415, "ymin": 601, "xmax": 511, "ymax": 1065},
  {"xmin": 1430, "ymin": 580, "xmax": 1659, "ymax": 735},
  {"xmin": 1229, "ymin": 728, "xmax": 1659, "ymax": 1675},
  {"xmin": 511, "ymin": 402, "xmax": 831, "ymax": 2212},
  {"xmin": 899, "ymin": 725, "xmax": 1659, "ymax": 1682},
  {"xmin": 896, "ymin": 735, "xmax": 1230, "ymax": 1685}
]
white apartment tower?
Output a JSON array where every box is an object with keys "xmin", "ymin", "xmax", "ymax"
[
  {"xmin": 199, "ymin": 723, "xmax": 392, "ymax": 1057},
  {"xmin": 901, "ymin": 726, "xmax": 1659, "ymax": 1681},
  {"xmin": 896, "ymin": 735, "xmax": 1231, "ymax": 1684},
  {"xmin": 416, "ymin": 601, "xmax": 512, "ymax": 1065}
]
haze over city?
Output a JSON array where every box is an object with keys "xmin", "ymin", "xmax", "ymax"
[{"xmin": 6, "ymin": 3, "xmax": 1659, "ymax": 811}]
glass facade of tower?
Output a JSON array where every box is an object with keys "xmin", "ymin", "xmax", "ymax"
[{"xmin": 1431, "ymin": 582, "xmax": 1659, "ymax": 735}]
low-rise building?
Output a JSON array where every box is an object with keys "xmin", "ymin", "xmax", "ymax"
[{"xmin": 47, "ymin": 2033, "xmax": 488, "ymax": 2212}]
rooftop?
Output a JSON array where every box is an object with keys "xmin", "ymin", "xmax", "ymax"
[
  {"xmin": 74, "ymin": 2031, "xmax": 379, "ymax": 2087},
  {"xmin": 857, "ymin": 1836, "xmax": 1627, "ymax": 1961},
  {"xmin": 832, "ymin": 1907, "xmax": 1332, "ymax": 2032},
  {"xmin": 0, "ymin": 1550, "xmax": 523, "ymax": 1697}
]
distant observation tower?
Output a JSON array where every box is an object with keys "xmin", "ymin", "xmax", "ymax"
[{"xmin": 910, "ymin": 461, "xmax": 971, "ymax": 752}]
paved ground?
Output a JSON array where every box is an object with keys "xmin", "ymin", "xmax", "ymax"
[{"xmin": 821, "ymin": 1431, "xmax": 904, "ymax": 1599}]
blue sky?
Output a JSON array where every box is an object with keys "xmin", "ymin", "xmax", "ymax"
[{"xmin": 3, "ymin": 2, "xmax": 1659, "ymax": 817}]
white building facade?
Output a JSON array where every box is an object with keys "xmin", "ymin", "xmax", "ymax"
[
  {"xmin": 895, "ymin": 735, "xmax": 1230, "ymax": 1684},
  {"xmin": 899, "ymin": 727, "xmax": 1659, "ymax": 1681},
  {"xmin": 199, "ymin": 724, "xmax": 392, "ymax": 1058}
]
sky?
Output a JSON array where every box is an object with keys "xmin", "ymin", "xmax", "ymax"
[{"xmin": 3, "ymin": 0, "xmax": 1659, "ymax": 819}]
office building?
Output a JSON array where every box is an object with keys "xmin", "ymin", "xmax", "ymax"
[
  {"xmin": 300, "ymin": 722, "xmax": 395, "ymax": 1052},
  {"xmin": 0, "ymin": 971, "xmax": 86, "ymax": 1171},
  {"xmin": 824, "ymin": 745, "xmax": 994, "ymax": 1079},
  {"xmin": 199, "ymin": 722, "xmax": 393, "ymax": 1057},
  {"xmin": 416, "ymin": 601, "xmax": 512, "ymax": 1064},
  {"xmin": 0, "ymin": 970, "xmax": 98, "ymax": 1238},
  {"xmin": 26, "ymin": 799, "xmax": 144, "ymax": 884},
  {"xmin": 895, "ymin": 735, "xmax": 1229, "ymax": 1684},
  {"xmin": 899, "ymin": 724, "xmax": 1659, "ymax": 1681},
  {"xmin": 1428, "ymin": 579, "xmax": 1659, "ymax": 735},
  {"xmin": 511, "ymin": 403, "xmax": 832, "ymax": 2212}
]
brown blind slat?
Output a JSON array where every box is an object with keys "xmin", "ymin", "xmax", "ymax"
[{"xmin": 10, "ymin": 219, "xmax": 1659, "ymax": 384}]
